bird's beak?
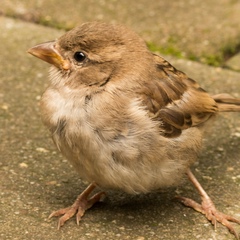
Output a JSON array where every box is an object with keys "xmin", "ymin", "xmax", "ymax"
[{"xmin": 27, "ymin": 41, "xmax": 70, "ymax": 70}]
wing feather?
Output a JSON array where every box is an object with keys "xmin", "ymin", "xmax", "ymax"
[{"xmin": 141, "ymin": 54, "xmax": 218, "ymax": 137}]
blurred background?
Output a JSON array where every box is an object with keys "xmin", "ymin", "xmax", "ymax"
[{"xmin": 1, "ymin": 0, "xmax": 240, "ymax": 69}]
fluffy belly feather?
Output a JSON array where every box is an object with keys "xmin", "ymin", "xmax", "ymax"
[{"xmin": 41, "ymin": 86, "xmax": 202, "ymax": 194}]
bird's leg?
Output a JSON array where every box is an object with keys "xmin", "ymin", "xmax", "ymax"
[
  {"xmin": 49, "ymin": 182, "xmax": 105, "ymax": 229},
  {"xmin": 177, "ymin": 169, "xmax": 240, "ymax": 239}
]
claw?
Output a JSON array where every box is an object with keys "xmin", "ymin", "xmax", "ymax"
[
  {"xmin": 177, "ymin": 169, "xmax": 240, "ymax": 239},
  {"xmin": 48, "ymin": 183, "xmax": 105, "ymax": 229}
]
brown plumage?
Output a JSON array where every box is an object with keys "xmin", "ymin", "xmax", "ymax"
[{"xmin": 28, "ymin": 22, "xmax": 240, "ymax": 238}]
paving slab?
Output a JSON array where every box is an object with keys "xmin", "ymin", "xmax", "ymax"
[
  {"xmin": 1, "ymin": 0, "xmax": 240, "ymax": 67},
  {"xmin": 225, "ymin": 53, "xmax": 240, "ymax": 72},
  {"xmin": 0, "ymin": 16, "xmax": 240, "ymax": 240}
]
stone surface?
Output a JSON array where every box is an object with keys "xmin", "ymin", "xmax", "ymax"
[{"xmin": 0, "ymin": 15, "xmax": 240, "ymax": 240}]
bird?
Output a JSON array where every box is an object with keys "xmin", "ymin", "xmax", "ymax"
[{"xmin": 28, "ymin": 22, "xmax": 240, "ymax": 238}]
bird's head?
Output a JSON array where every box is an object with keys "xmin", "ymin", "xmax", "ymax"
[{"xmin": 28, "ymin": 22, "xmax": 153, "ymax": 88}]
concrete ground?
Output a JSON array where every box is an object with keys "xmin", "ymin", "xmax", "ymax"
[{"xmin": 0, "ymin": 1, "xmax": 240, "ymax": 240}]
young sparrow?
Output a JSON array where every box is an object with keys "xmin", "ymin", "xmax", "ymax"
[{"xmin": 28, "ymin": 22, "xmax": 240, "ymax": 238}]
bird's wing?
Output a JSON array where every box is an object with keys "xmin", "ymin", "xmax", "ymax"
[{"xmin": 139, "ymin": 54, "xmax": 218, "ymax": 137}]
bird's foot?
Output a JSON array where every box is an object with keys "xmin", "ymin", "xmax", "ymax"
[
  {"xmin": 49, "ymin": 183, "xmax": 105, "ymax": 229},
  {"xmin": 177, "ymin": 196, "xmax": 240, "ymax": 239}
]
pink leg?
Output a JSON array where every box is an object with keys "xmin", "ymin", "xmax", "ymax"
[
  {"xmin": 49, "ymin": 183, "xmax": 105, "ymax": 229},
  {"xmin": 177, "ymin": 169, "xmax": 240, "ymax": 239}
]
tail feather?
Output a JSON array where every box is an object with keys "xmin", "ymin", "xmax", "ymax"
[{"xmin": 212, "ymin": 93, "xmax": 240, "ymax": 112}]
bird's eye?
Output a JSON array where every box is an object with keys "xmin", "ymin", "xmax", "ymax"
[{"xmin": 74, "ymin": 52, "xmax": 86, "ymax": 62}]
